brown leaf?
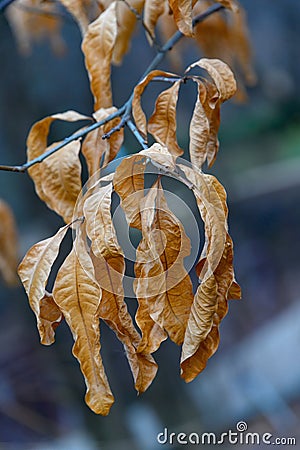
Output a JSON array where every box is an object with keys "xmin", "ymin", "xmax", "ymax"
[
  {"xmin": 178, "ymin": 171, "xmax": 240, "ymax": 381},
  {"xmin": 144, "ymin": 0, "xmax": 169, "ymax": 42},
  {"xmin": 148, "ymin": 80, "xmax": 183, "ymax": 157},
  {"xmin": 42, "ymin": 140, "xmax": 82, "ymax": 224},
  {"xmin": 132, "ymin": 69, "xmax": 178, "ymax": 140},
  {"xmin": 168, "ymin": 0, "xmax": 194, "ymax": 36},
  {"xmin": 82, "ymin": 3, "xmax": 118, "ymax": 110},
  {"xmin": 189, "ymin": 79, "xmax": 221, "ymax": 169},
  {"xmin": 135, "ymin": 182, "xmax": 194, "ymax": 345},
  {"xmin": 39, "ymin": 291, "xmax": 63, "ymax": 346},
  {"xmin": 186, "ymin": 58, "xmax": 237, "ymax": 101},
  {"xmin": 83, "ymin": 182, "xmax": 158, "ymax": 393},
  {"xmin": 113, "ymin": 154, "xmax": 146, "ymax": 229},
  {"xmin": 59, "ymin": 0, "xmax": 90, "ymax": 35},
  {"xmin": 112, "ymin": 0, "xmax": 144, "ymax": 64},
  {"xmin": 18, "ymin": 224, "xmax": 70, "ymax": 344},
  {"xmin": 26, "ymin": 110, "xmax": 90, "ymax": 220},
  {"xmin": 6, "ymin": 0, "xmax": 65, "ymax": 56},
  {"xmin": 0, "ymin": 200, "xmax": 19, "ymax": 286},
  {"xmin": 82, "ymin": 107, "xmax": 124, "ymax": 176},
  {"xmin": 53, "ymin": 229, "xmax": 114, "ymax": 415},
  {"xmin": 213, "ymin": 0, "xmax": 239, "ymax": 12}
]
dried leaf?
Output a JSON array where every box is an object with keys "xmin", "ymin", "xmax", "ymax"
[
  {"xmin": 6, "ymin": 0, "xmax": 65, "ymax": 56},
  {"xmin": 82, "ymin": 3, "xmax": 118, "ymax": 110},
  {"xmin": 213, "ymin": 0, "xmax": 239, "ymax": 12},
  {"xmin": 132, "ymin": 69, "xmax": 177, "ymax": 140},
  {"xmin": 178, "ymin": 171, "xmax": 240, "ymax": 381},
  {"xmin": 18, "ymin": 224, "xmax": 70, "ymax": 344},
  {"xmin": 26, "ymin": 110, "xmax": 90, "ymax": 216},
  {"xmin": 168, "ymin": 0, "xmax": 194, "ymax": 36},
  {"xmin": 189, "ymin": 80, "xmax": 221, "ymax": 169},
  {"xmin": 82, "ymin": 107, "xmax": 124, "ymax": 176},
  {"xmin": 186, "ymin": 58, "xmax": 237, "ymax": 101},
  {"xmin": 112, "ymin": 0, "xmax": 144, "ymax": 64},
  {"xmin": 83, "ymin": 183, "xmax": 157, "ymax": 392},
  {"xmin": 39, "ymin": 291, "xmax": 63, "ymax": 345},
  {"xmin": 0, "ymin": 200, "xmax": 18, "ymax": 286},
  {"xmin": 53, "ymin": 230, "xmax": 114, "ymax": 415},
  {"xmin": 42, "ymin": 140, "xmax": 82, "ymax": 223},
  {"xmin": 113, "ymin": 154, "xmax": 146, "ymax": 228},
  {"xmin": 148, "ymin": 80, "xmax": 183, "ymax": 157},
  {"xmin": 59, "ymin": 0, "xmax": 90, "ymax": 35}
]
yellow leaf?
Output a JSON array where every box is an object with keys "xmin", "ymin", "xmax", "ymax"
[
  {"xmin": 148, "ymin": 81, "xmax": 183, "ymax": 157},
  {"xmin": 186, "ymin": 58, "xmax": 237, "ymax": 101},
  {"xmin": 18, "ymin": 224, "xmax": 70, "ymax": 344},
  {"xmin": 82, "ymin": 3, "xmax": 118, "ymax": 110},
  {"xmin": 0, "ymin": 200, "xmax": 18, "ymax": 286},
  {"xmin": 132, "ymin": 69, "xmax": 178, "ymax": 140},
  {"xmin": 53, "ymin": 230, "xmax": 114, "ymax": 415},
  {"xmin": 83, "ymin": 183, "xmax": 157, "ymax": 393},
  {"xmin": 39, "ymin": 291, "xmax": 63, "ymax": 346}
]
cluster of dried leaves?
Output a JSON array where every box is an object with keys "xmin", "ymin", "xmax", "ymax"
[{"xmin": 2, "ymin": 0, "xmax": 249, "ymax": 415}]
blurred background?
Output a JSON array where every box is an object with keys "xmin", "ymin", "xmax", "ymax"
[{"xmin": 0, "ymin": 0, "xmax": 300, "ymax": 448}]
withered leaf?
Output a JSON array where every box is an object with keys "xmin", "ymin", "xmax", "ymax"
[
  {"xmin": 186, "ymin": 58, "xmax": 237, "ymax": 101},
  {"xmin": 53, "ymin": 229, "xmax": 114, "ymax": 415},
  {"xmin": 27, "ymin": 110, "xmax": 90, "ymax": 221},
  {"xmin": 82, "ymin": 3, "xmax": 118, "ymax": 110},
  {"xmin": 148, "ymin": 80, "xmax": 183, "ymax": 157},
  {"xmin": 82, "ymin": 107, "xmax": 124, "ymax": 176},
  {"xmin": 144, "ymin": 0, "xmax": 169, "ymax": 42},
  {"xmin": 168, "ymin": 0, "xmax": 194, "ymax": 36},
  {"xmin": 59, "ymin": 0, "xmax": 90, "ymax": 35},
  {"xmin": 0, "ymin": 200, "xmax": 18, "ymax": 286},
  {"xmin": 42, "ymin": 140, "xmax": 82, "ymax": 224},
  {"xmin": 112, "ymin": 0, "xmax": 144, "ymax": 64},
  {"xmin": 18, "ymin": 224, "xmax": 70, "ymax": 344},
  {"xmin": 83, "ymin": 182, "xmax": 158, "ymax": 393},
  {"xmin": 39, "ymin": 291, "xmax": 63, "ymax": 346},
  {"xmin": 135, "ymin": 182, "xmax": 194, "ymax": 345}
]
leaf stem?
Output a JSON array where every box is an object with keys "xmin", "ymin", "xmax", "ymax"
[{"xmin": 0, "ymin": 4, "xmax": 225, "ymax": 173}]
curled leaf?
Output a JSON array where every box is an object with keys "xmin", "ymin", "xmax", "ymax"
[
  {"xmin": 18, "ymin": 224, "xmax": 70, "ymax": 344},
  {"xmin": 53, "ymin": 230, "xmax": 114, "ymax": 415},
  {"xmin": 144, "ymin": 0, "xmax": 169, "ymax": 42},
  {"xmin": 168, "ymin": 0, "xmax": 194, "ymax": 36},
  {"xmin": 148, "ymin": 80, "xmax": 183, "ymax": 157},
  {"xmin": 83, "ymin": 182, "xmax": 158, "ymax": 393},
  {"xmin": 39, "ymin": 291, "xmax": 63, "ymax": 346},
  {"xmin": 0, "ymin": 200, "xmax": 19, "ymax": 286},
  {"xmin": 186, "ymin": 58, "xmax": 237, "ymax": 101}
]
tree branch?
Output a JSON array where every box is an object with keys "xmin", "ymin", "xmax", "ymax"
[{"xmin": 0, "ymin": 3, "xmax": 225, "ymax": 173}]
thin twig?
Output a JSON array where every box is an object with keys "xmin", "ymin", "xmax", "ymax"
[{"xmin": 0, "ymin": 4, "xmax": 225, "ymax": 173}]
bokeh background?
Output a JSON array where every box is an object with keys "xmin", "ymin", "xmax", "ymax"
[{"xmin": 0, "ymin": 0, "xmax": 300, "ymax": 448}]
